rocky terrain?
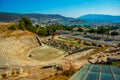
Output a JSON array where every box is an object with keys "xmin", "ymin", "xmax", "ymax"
[{"xmin": 88, "ymin": 47, "xmax": 120, "ymax": 64}]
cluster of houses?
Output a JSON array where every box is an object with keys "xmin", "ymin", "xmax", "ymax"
[{"xmin": 88, "ymin": 46, "xmax": 120, "ymax": 64}]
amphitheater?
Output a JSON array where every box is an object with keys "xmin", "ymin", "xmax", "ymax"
[
  {"xmin": 0, "ymin": 30, "xmax": 43, "ymax": 66},
  {"xmin": 0, "ymin": 30, "xmax": 95, "ymax": 80},
  {"xmin": 0, "ymin": 30, "xmax": 74, "ymax": 79}
]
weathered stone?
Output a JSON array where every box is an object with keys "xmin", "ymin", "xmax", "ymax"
[
  {"xmin": 92, "ymin": 43, "xmax": 97, "ymax": 46},
  {"xmin": 98, "ymin": 44, "xmax": 105, "ymax": 47},
  {"xmin": 84, "ymin": 42, "xmax": 91, "ymax": 46},
  {"xmin": 118, "ymin": 43, "xmax": 120, "ymax": 47},
  {"xmin": 16, "ymin": 67, "xmax": 24, "ymax": 74}
]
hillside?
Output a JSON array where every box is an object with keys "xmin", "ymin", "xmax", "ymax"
[
  {"xmin": 78, "ymin": 14, "xmax": 120, "ymax": 23},
  {"xmin": 1, "ymin": 12, "xmax": 120, "ymax": 24},
  {"xmin": 0, "ymin": 12, "xmax": 72, "ymax": 22}
]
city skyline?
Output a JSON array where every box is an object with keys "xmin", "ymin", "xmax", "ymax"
[{"xmin": 0, "ymin": 0, "xmax": 120, "ymax": 18}]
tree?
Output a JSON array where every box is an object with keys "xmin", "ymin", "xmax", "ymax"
[
  {"xmin": 105, "ymin": 27, "xmax": 112, "ymax": 39},
  {"xmin": 111, "ymin": 31, "xmax": 119, "ymax": 39},
  {"xmin": 89, "ymin": 28, "xmax": 96, "ymax": 36},
  {"xmin": 19, "ymin": 17, "xmax": 33, "ymax": 31},
  {"xmin": 97, "ymin": 27, "xmax": 107, "ymax": 38},
  {"xmin": 9, "ymin": 24, "xmax": 18, "ymax": 30},
  {"xmin": 38, "ymin": 27, "xmax": 47, "ymax": 36},
  {"xmin": 65, "ymin": 27, "xmax": 73, "ymax": 32},
  {"xmin": 78, "ymin": 27, "xmax": 84, "ymax": 32},
  {"xmin": 35, "ymin": 24, "xmax": 40, "ymax": 33},
  {"xmin": 19, "ymin": 18, "xmax": 26, "ymax": 30}
]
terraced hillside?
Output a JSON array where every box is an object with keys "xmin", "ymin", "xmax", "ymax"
[{"xmin": 0, "ymin": 30, "xmax": 42, "ymax": 65}]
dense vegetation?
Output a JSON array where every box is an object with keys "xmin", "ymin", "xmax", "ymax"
[
  {"xmin": 9, "ymin": 17, "xmax": 65, "ymax": 36},
  {"xmin": 8, "ymin": 17, "xmax": 119, "ymax": 38},
  {"xmin": 88, "ymin": 27, "xmax": 119, "ymax": 39}
]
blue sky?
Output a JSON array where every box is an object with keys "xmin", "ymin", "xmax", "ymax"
[{"xmin": 0, "ymin": 0, "xmax": 120, "ymax": 17}]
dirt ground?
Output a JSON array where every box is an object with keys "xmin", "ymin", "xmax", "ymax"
[{"xmin": 30, "ymin": 45, "xmax": 66, "ymax": 61}]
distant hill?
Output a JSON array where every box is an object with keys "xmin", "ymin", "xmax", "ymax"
[
  {"xmin": 78, "ymin": 14, "xmax": 120, "ymax": 23},
  {"xmin": 0, "ymin": 12, "xmax": 73, "ymax": 22},
  {"xmin": 1, "ymin": 12, "xmax": 120, "ymax": 24}
]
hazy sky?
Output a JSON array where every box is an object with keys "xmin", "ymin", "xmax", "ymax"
[{"xmin": 0, "ymin": 0, "xmax": 120, "ymax": 17}]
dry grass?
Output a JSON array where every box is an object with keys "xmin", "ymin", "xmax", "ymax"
[
  {"xmin": 56, "ymin": 38, "xmax": 85, "ymax": 47},
  {"xmin": 30, "ymin": 45, "xmax": 66, "ymax": 61},
  {"xmin": 42, "ymin": 75, "xmax": 68, "ymax": 80},
  {"xmin": 42, "ymin": 69, "xmax": 77, "ymax": 80},
  {"xmin": 78, "ymin": 47, "xmax": 109, "ymax": 60},
  {"xmin": 111, "ymin": 62, "xmax": 120, "ymax": 66},
  {"xmin": 0, "ymin": 22, "xmax": 16, "ymax": 32},
  {"xmin": 0, "ymin": 30, "xmax": 35, "ymax": 38},
  {"xmin": 10, "ymin": 30, "xmax": 35, "ymax": 37}
]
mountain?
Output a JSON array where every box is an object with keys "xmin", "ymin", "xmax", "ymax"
[
  {"xmin": 78, "ymin": 14, "xmax": 120, "ymax": 23},
  {"xmin": 0, "ymin": 12, "xmax": 74, "ymax": 22},
  {"xmin": 1, "ymin": 12, "xmax": 120, "ymax": 25}
]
